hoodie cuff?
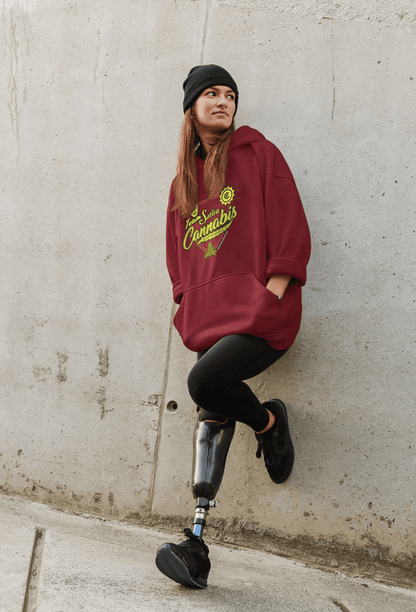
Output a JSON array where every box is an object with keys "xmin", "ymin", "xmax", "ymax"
[
  {"xmin": 173, "ymin": 281, "xmax": 183, "ymax": 305},
  {"xmin": 265, "ymin": 258, "xmax": 307, "ymax": 286}
]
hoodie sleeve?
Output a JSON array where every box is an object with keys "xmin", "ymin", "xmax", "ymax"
[
  {"xmin": 264, "ymin": 172, "xmax": 311, "ymax": 285},
  {"xmin": 254, "ymin": 141, "xmax": 310, "ymax": 285},
  {"xmin": 166, "ymin": 186, "xmax": 183, "ymax": 304}
]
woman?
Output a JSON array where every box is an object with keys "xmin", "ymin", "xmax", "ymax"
[{"xmin": 156, "ymin": 65, "xmax": 311, "ymax": 589}]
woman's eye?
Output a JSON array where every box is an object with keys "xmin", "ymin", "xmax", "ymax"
[
  {"xmin": 228, "ymin": 95, "xmax": 235, "ymax": 100},
  {"xmin": 206, "ymin": 91, "xmax": 215, "ymax": 96}
]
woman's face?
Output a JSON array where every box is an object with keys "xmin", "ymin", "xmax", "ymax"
[{"xmin": 192, "ymin": 85, "xmax": 236, "ymax": 133}]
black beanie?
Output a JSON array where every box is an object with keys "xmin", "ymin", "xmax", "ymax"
[{"xmin": 183, "ymin": 64, "xmax": 239, "ymax": 114}]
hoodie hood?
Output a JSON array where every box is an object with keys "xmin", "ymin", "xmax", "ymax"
[
  {"xmin": 196, "ymin": 125, "xmax": 265, "ymax": 172},
  {"xmin": 229, "ymin": 126, "xmax": 265, "ymax": 152}
]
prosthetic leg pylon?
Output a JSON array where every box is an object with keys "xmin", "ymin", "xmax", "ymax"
[{"xmin": 191, "ymin": 409, "xmax": 236, "ymax": 537}]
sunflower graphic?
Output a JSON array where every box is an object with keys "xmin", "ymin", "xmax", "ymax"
[{"xmin": 219, "ymin": 186, "xmax": 235, "ymax": 206}]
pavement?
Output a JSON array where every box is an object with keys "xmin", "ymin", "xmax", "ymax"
[{"xmin": 1, "ymin": 494, "xmax": 415, "ymax": 612}]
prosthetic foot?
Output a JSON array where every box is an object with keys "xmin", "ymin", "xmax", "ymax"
[{"xmin": 191, "ymin": 409, "xmax": 236, "ymax": 537}]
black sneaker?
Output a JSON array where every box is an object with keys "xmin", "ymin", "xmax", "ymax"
[
  {"xmin": 155, "ymin": 528, "xmax": 211, "ymax": 589},
  {"xmin": 255, "ymin": 399, "xmax": 294, "ymax": 484}
]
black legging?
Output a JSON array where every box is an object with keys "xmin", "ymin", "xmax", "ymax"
[{"xmin": 187, "ymin": 334, "xmax": 287, "ymax": 432}]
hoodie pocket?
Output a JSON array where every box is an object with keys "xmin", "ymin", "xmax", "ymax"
[
  {"xmin": 249, "ymin": 273, "xmax": 286, "ymax": 308},
  {"xmin": 173, "ymin": 271, "xmax": 301, "ymax": 352}
]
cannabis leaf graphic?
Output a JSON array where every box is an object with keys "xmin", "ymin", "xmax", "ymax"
[{"xmin": 204, "ymin": 242, "xmax": 217, "ymax": 258}]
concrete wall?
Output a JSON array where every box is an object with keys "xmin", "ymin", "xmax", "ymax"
[{"xmin": 1, "ymin": 0, "xmax": 415, "ymax": 582}]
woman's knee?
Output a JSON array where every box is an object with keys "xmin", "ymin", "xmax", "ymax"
[
  {"xmin": 187, "ymin": 364, "xmax": 206, "ymax": 405},
  {"xmin": 187, "ymin": 362, "xmax": 219, "ymax": 407}
]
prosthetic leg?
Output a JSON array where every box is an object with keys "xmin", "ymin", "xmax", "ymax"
[
  {"xmin": 191, "ymin": 408, "xmax": 236, "ymax": 537},
  {"xmin": 155, "ymin": 409, "xmax": 235, "ymax": 588}
]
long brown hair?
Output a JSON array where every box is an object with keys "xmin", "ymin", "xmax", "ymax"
[{"xmin": 172, "ymin": 109, "xmax": 235, "ymax": 218}]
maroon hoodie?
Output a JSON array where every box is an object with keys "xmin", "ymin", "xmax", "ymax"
[{"xmin": 166, "ymin": 126, "xmax": 311, "ymax": 352}]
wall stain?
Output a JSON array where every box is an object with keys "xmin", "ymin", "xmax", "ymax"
[
  {"xmin": 4, "ymin": 3, "xmax": 31, "ymax": 162},
  {"xmin": 330, "ymin": 0, "xmax": 336, "ymax": 121},
  {"xmin": 140, "ymin": 394, "xmax": 161, "ymax": 407},
  {"xmin": 96, "ymin": 386, "xmax": 107, "ymax": 419},
  {"xmin": 33, "ymin": 365, "xmax": 52, "ymax": 382},
  {"xmin": 94, "ymin": 28, "xmax": 101, "ymax": 81},
  {"xmin": 57, "ymin": 352, "xmax": 68, "ymax": 382},
  {"xmin": 199, "ymin": 0, "xmax": 210, "ymax": 63},
  {"xmin": 98, "ymin": 346, "xmax": 109, "ymax": 377}
]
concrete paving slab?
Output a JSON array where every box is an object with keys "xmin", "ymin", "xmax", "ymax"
[
  {"xmin": 35, "ymin": 527, "xmax": 416, "ymax": 612},
  {"xmin": 1, "ymin": 494, "xmax": 415, "ymax": 612},
  {"xmin": 36, "ymin": 527, "xmax": 336, "ymax": 612},
  {"xmin": 0, "ymin": 507, "xmax": 35, "ymax": 612}
]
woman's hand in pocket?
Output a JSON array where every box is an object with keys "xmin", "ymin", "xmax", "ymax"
[{"xmin": 266, "ymin": 275, "xmax": 291, "ymax": 299}]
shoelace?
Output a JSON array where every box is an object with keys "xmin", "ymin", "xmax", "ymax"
[
  {"xmin": 256, "ymin": 438, "xmax": 273, "ymax": 464},
  {"xmin": 183, "ymin": 528, "xmax": 210, "ymax": 558},
  {"xmin": 183, "ymin": 528, "xmax": 207, "ymax": 549}
]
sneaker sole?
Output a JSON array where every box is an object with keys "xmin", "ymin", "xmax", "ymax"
[
  {"xmin": 155, "ymin": 544, "xmax": 208, "ymax": 589},
  {"xmin": 266, "ymin": 399, "xmax": 295, "ymax": 484}
]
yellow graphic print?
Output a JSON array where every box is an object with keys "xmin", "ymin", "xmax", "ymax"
[
  {"xmin": 204, "ymin": 242, "xmax": 217, "ymax": 259},
  {"xmin": 182, "ymin": 186, "xmax": 237, "ymax": 259},
  {"xmin": 219, "ymin": 186, "xmax": 235, "ymax": 206},
  {"xmin": 183, "ymin": 185, "xmax": 238, "ymax": 258}
]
